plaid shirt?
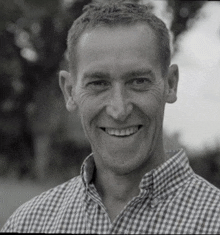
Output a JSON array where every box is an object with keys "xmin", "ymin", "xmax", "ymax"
[{"xmin": 2, "ymin": 149, "xmax": 220, "ymax": 234}]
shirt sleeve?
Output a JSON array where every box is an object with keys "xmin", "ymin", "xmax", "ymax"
[
  {"xmin": 1, "ymin": 195, "xmax": 40, "ymax": 233},
  {"xmin": 1, "ymin": 212, "xmax": 18, "ymax": 232}
]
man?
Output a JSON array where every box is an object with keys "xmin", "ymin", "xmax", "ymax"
[{"xmin": 2, "ymin": 1, "xmax": 220, "ymax": 234}]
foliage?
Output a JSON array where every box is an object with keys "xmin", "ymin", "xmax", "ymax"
[
  {"xmin": 0, "ymin": 0, "xmax": 92, "ymax": 179},
  {"xmin": 189, "ymin": 147, "xmax": 220, "ymax": 189},
  {"xmin": 167, "ymin": 0, "xmax": 206, "ymax": 41}
]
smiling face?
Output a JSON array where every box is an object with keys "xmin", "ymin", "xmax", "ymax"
[{"xmin": 60, "ymin": 24, "xmax": 178, "ymax": 175}]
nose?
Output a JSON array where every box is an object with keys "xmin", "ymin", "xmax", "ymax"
[{"xmin": 106, "ymin": 84, "xmax": 133, "ymax": 121}]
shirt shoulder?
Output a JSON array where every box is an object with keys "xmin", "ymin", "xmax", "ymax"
[
  {"xmin": 181, "ymin": 171, "xmax": 220, "ymax": 222},
  {"xmin": 179, "ymin": 172, "xmax": 220, "ymax": 233},
  {"xmin": 190, "ymin": 172, "xmax": 220, "ymax": 204},
  {"xmin": 1, "ymin": 176, "xmax": 84, "ymax": 233}
]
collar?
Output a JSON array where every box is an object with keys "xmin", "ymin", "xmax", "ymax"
[
  {"xmin": 81, "ymin": 149, "xmax": 193, "ymax": 206},
  {"xmin": 81, "ymin": 153, "xmax": 95, "ymax": 188},
  {"xmin": 140, "ymin": 149, "xmax": 193, "ymax": 207}
]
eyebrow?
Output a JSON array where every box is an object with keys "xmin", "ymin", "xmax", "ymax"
[
  {"xmin": 122, "ymin": 68, "xmax": 155, "ymax": 79},
  {"xmin": 82, "ymin": 68, "xmax": 155, "ymax": 80},
  {"xmin": 83, "ymin": 71, "xmax": 110, "ymax": 80}
]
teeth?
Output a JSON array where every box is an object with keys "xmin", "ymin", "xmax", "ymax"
[{"xmin": 105, "ymin": 126, "xmax": 139, "ymax": 137}]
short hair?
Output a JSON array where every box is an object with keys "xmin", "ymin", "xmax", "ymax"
[{"xmin": 67, "ymin": 0, "xmax": 171, "ymax": 77}]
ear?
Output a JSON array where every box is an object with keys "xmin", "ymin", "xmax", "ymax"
[
  {"xmin": 59, "ymin": 70, "xmax": 77, "ymax": 112},
  {"xmin": 165, "ymin": 64, "xmax": 179, "ymax": 104}
]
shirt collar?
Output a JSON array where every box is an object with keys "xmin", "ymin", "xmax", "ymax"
[
  {"xmin": 140, "ymin": 149, "xmax": 193, "ymax": 205},
  {"xmin": 81, "ymin": 153, "xmax": 95, "ymax": 188},
  {"xmin": 81, "ymin": 149, "xmax": 193, "ymax": 202}
]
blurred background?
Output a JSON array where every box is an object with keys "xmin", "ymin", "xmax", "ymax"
[{"xmin": 0, "ymin": 0, "xmax": 220, "ymax": 229}]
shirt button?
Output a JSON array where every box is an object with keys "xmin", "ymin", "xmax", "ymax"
[{"xmin": 151, "ymin": 198, "xmax": 159, "ymax": 208}]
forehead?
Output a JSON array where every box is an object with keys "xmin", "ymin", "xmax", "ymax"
[
  {"xmin": 75, "ymin": 24, "xmax": 160, "ymax": 72},
  {"xmin": 78, "ymin": 23, "xmax": 157, "ymax": 50}
]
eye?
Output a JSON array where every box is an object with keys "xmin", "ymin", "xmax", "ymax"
[
  {"xmin": 132, "ymin": 78, "xmax": 149, "ymax": 85},
  {"xmin": 128, "ymin": 78, "xmax": 151, "ymax": 90},
  {"xmin": 87, "ymin": 80, "xmax": 110, "ymax": 91}
]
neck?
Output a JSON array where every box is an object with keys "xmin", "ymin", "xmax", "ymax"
[
  {"xmin": 92, "ymin": 142, "xmax": 167, "ymax": 221},
  {"xmin": 94, "ymin": 168, "xmax": 142, "ymax": 203},
  {"xmin": 94, "ymin": 167, "xmax": 143, "ymax": 221},
  {"xmin": 94, "ymin": 147, "xmax": 167, "ymax": 203}
]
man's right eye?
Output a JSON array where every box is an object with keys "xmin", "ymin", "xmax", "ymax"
[{"xmin": 87, "ymin": 80, "xmax": 110, "ymax": 90}]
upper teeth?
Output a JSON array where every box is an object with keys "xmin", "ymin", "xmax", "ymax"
[{"xmin": 105, "ymin": 126, "xmax": 139, "ymax": 136}]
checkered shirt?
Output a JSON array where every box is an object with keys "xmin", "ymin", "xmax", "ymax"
[{"xmin": 2, "ymin": 149, "xmax": 220, "ymax": 234}]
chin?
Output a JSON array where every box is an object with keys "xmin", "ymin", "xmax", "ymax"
[{"xmin": 102, "ymin": 150, "xmax": 151, "ymax": 175}]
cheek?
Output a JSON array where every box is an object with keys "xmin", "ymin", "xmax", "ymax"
[
  {"xmin": 133, "ymin": 91, "xmax": 165, "ymax": 120},
  {"xmin": 75, "ymin": 89, "xmax": 105, "ymax": 125}
]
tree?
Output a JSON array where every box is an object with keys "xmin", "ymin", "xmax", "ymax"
[
  {"xmin": 167, "ymin": 0, "xmax": 207, "ymax": 50},
  {"xmin": 0, "ymin": 0, "xmax": 92, "ymax": 179}
]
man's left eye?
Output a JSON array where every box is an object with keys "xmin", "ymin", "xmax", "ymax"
[
  {"xmin": 128, "ymin": 78, "xmax": 151, "ymax": 88},
  {"xmin": 132, "ymin": 78, "xmax": 149, "ymax": 85}
]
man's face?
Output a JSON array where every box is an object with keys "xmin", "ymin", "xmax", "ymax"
[{"xmin": 69, "ymin": 24, "xmax": 177, "ymax": 174}]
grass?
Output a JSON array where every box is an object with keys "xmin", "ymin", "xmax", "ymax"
[{"xmin": 0, "ymin": 177, "xmax": 60, "ymax": 230}]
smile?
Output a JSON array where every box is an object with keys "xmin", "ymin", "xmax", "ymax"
[{"xmin": 101, "ymin": 125, "xmax": 142, "ymax": 137}]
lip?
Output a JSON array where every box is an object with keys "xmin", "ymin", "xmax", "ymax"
[{"xmin": 100, "ymin": 125, "xmax": 143, "ymax": 138}]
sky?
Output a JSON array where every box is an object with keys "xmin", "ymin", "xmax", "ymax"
[{"xmin": 160, "ymin": 1, "xmax": 220, "ymax": 152}]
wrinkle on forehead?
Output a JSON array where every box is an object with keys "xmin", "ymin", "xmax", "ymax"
[
  {"xmin": 77, "ymin": 24, "xmax": 158, "ymax": 55},
  {"xmin": 76, "ymin": 24, "xmax": 161, "ymax": 78}
]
